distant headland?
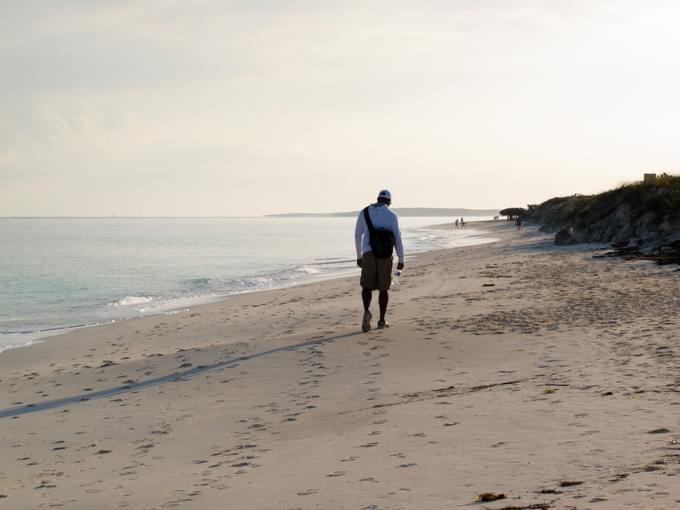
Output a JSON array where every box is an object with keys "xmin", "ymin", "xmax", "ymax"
[{"xmin": 267, "ymin": 207, "xmax": 500, "ymax": 218}]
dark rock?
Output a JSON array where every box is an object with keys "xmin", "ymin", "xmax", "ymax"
[
  {"xmin": 613, "ymin": 223, "xmax": 634, "ymax": 244},
  {"xmin": 659, "ymin": 220, "xmax": 674, "ymax": 235},
  {"xmin": 555, "ymin": 227, "xmax": 577, "ymax": 246},
  {"xmin": 478, "ymin": 492, "xmax": 506, "ymax": 502},
  {"xmin": 648, "ymin": 428, "xmax": 671, "ymax": 434}
]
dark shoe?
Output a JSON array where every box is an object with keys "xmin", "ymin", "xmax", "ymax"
[
  {"xmin": 362, "ymin": 311, "xmax": 372, "ymax": 332},
  {"xmin": 377, "ymin": 320, "xmax": 390, "ymax": 329}
]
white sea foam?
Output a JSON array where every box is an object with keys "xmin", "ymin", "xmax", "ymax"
[
  {"xmin": 299, "ymin": 266, "xmax": 321, "ymax": 274},
  {"xmin": 110, "ymin": 296, "xmax": 154, "ymax": 307},
  {"xmin": 0, "ymin": 335, "xmax": 40, "ymax": 353},
  {"xmin": 0, "ymin": 331, "xmax": 53, "ymax": 353}
]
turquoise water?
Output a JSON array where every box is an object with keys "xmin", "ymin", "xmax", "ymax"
[{"xmin": 0, "ymin": 216, "xmax": 492, "ymax": 351}]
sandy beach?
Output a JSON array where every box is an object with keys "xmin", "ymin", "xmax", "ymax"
[{"xmin": 1, "ymin": 221, "xmax": 679, "ymax": 510}]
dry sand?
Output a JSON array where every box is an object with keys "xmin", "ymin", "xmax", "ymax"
[{"xmin": 1, "ymin": 222, "xmax": 679, "ymax": 509}]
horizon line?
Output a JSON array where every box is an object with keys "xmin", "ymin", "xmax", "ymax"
[
  {"xmin": 0, "ymin": 216, "xmax": 263, "ymax": 219},
  {"xmin": 0, "ymin": 207, "xmax": 502, "ymax": 220}
]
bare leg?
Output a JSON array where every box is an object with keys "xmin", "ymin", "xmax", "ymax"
[
  {"xmin": 378, "ymin": 290, "xmax": 388, "ymax": 323},
  {"xmin": 362, "ymin": 288, "xmax": 372, "ymax": 311},
  {"xmin": 361, "ymin": 288, "xmax": 373, "ymax": 332}
]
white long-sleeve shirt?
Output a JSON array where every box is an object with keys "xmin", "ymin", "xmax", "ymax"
[{"xmin": 354, "ymin": 203, "xmax": 404, "ymax": 263}]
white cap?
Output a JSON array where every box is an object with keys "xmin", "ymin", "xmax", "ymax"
[{"xmin": 377, "ymin": 189, "xmax": 392, "ymax": 201}]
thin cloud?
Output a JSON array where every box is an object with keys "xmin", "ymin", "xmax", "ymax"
[{"xmin": 1, "ymin": 1, "xmax": 679, "ymax": 215}]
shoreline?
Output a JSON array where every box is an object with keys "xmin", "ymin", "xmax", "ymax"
[
  {"xmin": 0, "ymin": 222, "xmax": 496, "ymax": 354},
  {"xmin": 0, "ymin": 223, "xmax": 501, "ymax": 418},
  {"xmin": 2, "ymin": 221, "xmax": 679, "ymax": 509}
]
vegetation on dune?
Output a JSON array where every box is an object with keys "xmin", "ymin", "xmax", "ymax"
[
  {"xmin": 499, "ymin": 207, "xmax": 526, "ymax": 219},
  {"xmin": 525, "ymin": 173, "xmax": 680, "ymax": 249}
]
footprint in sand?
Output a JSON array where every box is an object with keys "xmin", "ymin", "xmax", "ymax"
[
  {"xmin": 358, "ymin": 442, "xmax": 379, "ymax": 448},
  {"xmin": 296, "ymin": 488, "xmax": 318, "ymax": 496}
]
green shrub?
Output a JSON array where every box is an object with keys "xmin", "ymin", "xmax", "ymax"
[{"xmin": 527, "ymin": 173, "xmax": 680, "ymax": 232}]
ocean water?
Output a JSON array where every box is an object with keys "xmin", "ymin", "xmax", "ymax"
[{"xmin": 0, "ymin": 216, "xmax": 493, "ymax": 352}]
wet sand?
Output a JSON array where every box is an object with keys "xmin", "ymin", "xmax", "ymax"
[{"xmin": 1, "ymin": 222, "xmax": 679, "ymax": 509}]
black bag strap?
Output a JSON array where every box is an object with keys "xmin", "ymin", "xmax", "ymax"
[{"xmin": 363, "ymin": 207, "xmax": 376, "ymax": 234}]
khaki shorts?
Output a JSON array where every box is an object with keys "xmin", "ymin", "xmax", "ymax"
[{"xmin": 360, "ymin": 251, "xmax": 393, "ymax": 291}]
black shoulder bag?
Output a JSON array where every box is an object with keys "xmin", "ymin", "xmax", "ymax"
[{"xmin": 363, "ymin": 207, "xmax": 394, "ymax": 259}]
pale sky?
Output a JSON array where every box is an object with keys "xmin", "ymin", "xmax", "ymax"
[{"xmin": 2, "ymin": 0, "xmax": 679, "ymax": 216}]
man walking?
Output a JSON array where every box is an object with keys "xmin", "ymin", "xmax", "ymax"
[{"xmin": 355, "ymin": 189, "xmax": 405, "ymax": 332}]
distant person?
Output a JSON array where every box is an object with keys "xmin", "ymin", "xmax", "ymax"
[
  {"xmin": 460, "ymin": 217, "xmax": 465, "ymax": 229},
  {"xmin": 454, "ymin": 218, "xmax": 459, "ymax": 229},
  {"xmin": 516, "ymin": 215, "xmax": 522, "ymax": 231},
  {"xmin": 355, "ymin": 189, "xmax": 405, "ymax": 332}
]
